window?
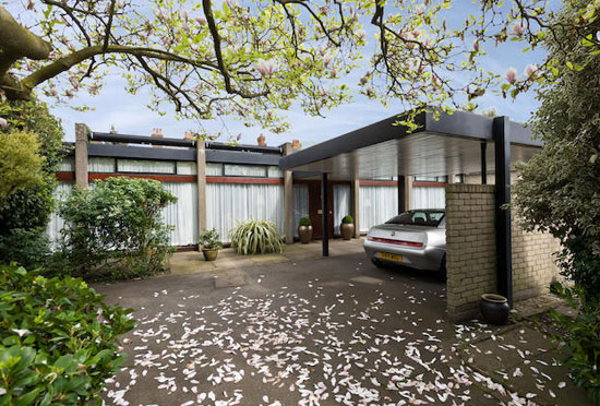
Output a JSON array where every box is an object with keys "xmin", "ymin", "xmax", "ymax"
[
  {"xmin": 267, "ymin": 166, "xmax": 283, "ymax": 178},
  {"xmin": 177, "ymin": 161, "xmax": 197, "ymax": 175},
  {"xmin": 223, "ymin": 164, "xmax": 267, "ymax": 177},
  {"xmin": 385, "ymin": 210, "xmax": 445, "ymax": 227},
  {"xmin": 206, "ymin": 163, "xmax": 223, "ymax": 176},
  {"xmin": 414, "ymin": 176, "xmax": 448, "ymax": 183},
  {"xmin": 89, "ymin": 157, "xmax": 115, "ymax": 173},
  {"xmin": 117, "ymin": 159, "xmax": 176, "ymax": 174},
  {"xmin": 59, "ymin": 156, "xmax": 74, "ymax": 172}
]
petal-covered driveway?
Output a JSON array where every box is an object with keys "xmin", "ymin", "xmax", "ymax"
[{"xmin": 96, "ymin": 251, "xmax": 587, "ymax": 406}]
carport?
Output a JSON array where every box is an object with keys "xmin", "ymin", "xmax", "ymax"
[{"xmin": 279, "ymin": 110, "xmax": 542, "ymax": 308}]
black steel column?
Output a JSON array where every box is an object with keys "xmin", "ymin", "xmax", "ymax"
[
  {"xmin": 480, "ymin": 142, "xmax": 487, "ymax": 184},
  {"xmin": 493, "ymin": 117, "xmax": 513, "ymax": 306},
  {"xmin": 397, "ymin": 175, "xmax": 407, "ymax": 213},
  {"xmin": 321, "ymin": 173, "xmax": 329, "ymax": 257}
]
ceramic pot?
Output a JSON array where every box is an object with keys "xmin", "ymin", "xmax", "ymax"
[
  {"xmin": 340, "ymin": 223, "xmax": 354, "ymax": 240},
  {"xmin": 202, "ymin": 248, "xmax": 219, "ymax": 261},
  {"xmin": 480, "ymin": 293, "xmax": 510, "ymax": 325},
  {"xmin": 298, "ymin": 225, "xmax": 313, "ymax": 244}
]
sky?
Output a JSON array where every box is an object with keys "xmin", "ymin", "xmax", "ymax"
[{"xmin": 16, "ymin": 1, "xmax": 546, "ymax": 147}]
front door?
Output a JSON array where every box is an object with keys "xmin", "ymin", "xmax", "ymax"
[{"xmin": 307, "ymin": 181, "xmax": 334, "ymax": 240}]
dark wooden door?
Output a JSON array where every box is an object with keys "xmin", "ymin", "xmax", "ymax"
[{"xmin": 307, "ymin": 181, "xmax": 334, "ymax": 240}]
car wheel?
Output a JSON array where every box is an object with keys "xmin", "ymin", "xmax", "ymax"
[
  {"xmin": 438, "ymin": 254, "xmax": 447, "ymax": 282},
  {"xmin": 371, "ymin": 258, "xmax": 387, "ymax": 269}
]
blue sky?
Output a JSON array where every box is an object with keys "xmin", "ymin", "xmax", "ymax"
[{"xmin": 33, "ymin": 2, "xmax": 546, "ymax": 147}]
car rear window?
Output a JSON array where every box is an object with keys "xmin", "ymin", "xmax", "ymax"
[{"xmin": 385, "ymin": 211, "xmax": 445, "ymax": 227}]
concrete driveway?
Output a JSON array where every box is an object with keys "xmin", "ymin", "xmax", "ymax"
[{"xmin": 96, "ymin": 249, "xmax": 589, "ymax": 406}]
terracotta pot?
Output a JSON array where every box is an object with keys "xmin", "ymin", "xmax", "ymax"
[
  {"xmin": 298, "ymin": 225, "xmax": 313, "ymax": 244},
  {"xmin": 480, "ymin": 293, "xmax": 510, "ymax": 325},
  {"xmin": 202, "ymin": 248, "xmax": 219, "ymax": 261},
  {"xmin": 340, "ymin": 223, "xmax": 354, "ymax": 240}
]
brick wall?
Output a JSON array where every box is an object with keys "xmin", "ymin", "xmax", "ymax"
[
  {"xmin": 445, "ymin": 184, "xmax": 560, "ymax": 320},
  {"xmin": 446, "ymin": 184, "xmax": 497, "ymax": 320},
  {"xmin": 512, "ymin": 219, "xmax": 561, "ymax": 300}
]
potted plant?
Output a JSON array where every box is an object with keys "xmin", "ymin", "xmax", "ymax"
[
  {"xmin": 479, "ymin": 293, "xmax": 511, "ymax": 325},
  {"xmin": 297, "ymin": 217, "xmax": 312, "ymax": 244},
  {"xmin": 340, "ymin": 215, "xmax": 354, "ymax": 240},
  {"xmin": 198, "ymin": 228, "xmax": 223, "ymax": 261}
]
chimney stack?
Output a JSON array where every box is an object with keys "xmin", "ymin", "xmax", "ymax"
[
  {"xmin": 291, "ymin": 139, "xmax": 302, "ymax": 150},
  {"xmin": 257, "ymin": 133, "xmax": 266, "ymax": 146},
  {"xmin": 151, "ymin": 128, "xmax": 164, "ymax": 148},
  {"xmin": 184, "ymin": 131, "xmax": 194, "ymax": 140}
]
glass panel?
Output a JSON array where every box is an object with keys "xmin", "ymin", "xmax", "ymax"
[
  {"xmin": 117, "ymin": 159, "xmax": 175, "ymax": 174},
  {"xmin": 177, "ymin": 161, "xmax": 197, "ymax": 175},
  {"xmin": 223, "ymin": 164, "xmax": 267, "ymax": 177},
  {"xmin": 206, "ymin": 163, "xmax": 223, "ymax": 176},
  {"xmin": 89, "ymin": 157, "xmax": 115, "ymax": 173},
  {"xmin": 267, "ymin": 166, "xmax": 283, "ymax": 178},
  {"xmin": 59, "ymin": 156, "xmax": 74, "ymax": 172}
]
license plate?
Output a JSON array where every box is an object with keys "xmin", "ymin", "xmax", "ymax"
[{"xmin": 376, "ymin": 252, "xmax": 403, "ymax": 262}]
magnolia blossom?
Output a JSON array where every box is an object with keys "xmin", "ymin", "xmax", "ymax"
[
  {"xmin": 524, "ymin": 64, "xmax": 538, "ymax": 80},
  {"xmin": 12, "ymin": 329, "xmax": 30, "ymax": 337},
  {"xmin": 356, "ymin": 30, "xmax": 367, "ymax": 41},
  {"xmin": 254, "ymin": 59, "xmax": 278, "ymax": 77},
  {"xmin": 472, "ymin": 40, "xmax": 480, "ymax": 52},
  {"xmin": 0, "ymin": 118, "xmax": 8, "ymax": 128},
  {"xmin": 504, "ymin": 67, "xmax": 518, "ymax": 84},
  {"xmin": 415, "ymin": 4, "xmax": 426, "ymax": 14},
  {"xmin": 512, "ymin": 22, "xmax": 525, "ymax": 36},
  {"xmin": 195, "ymin": 16, "xmax": 207, "ymax": 24}
]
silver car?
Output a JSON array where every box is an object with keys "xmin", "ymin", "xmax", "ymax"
[{"xmin": 364, "ymin": 209, "xmax": 446, "ymax": 275}]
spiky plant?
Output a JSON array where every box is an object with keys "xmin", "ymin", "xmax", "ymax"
[{"xmin": 229, "ymin": 219, "xmax": 284, "ymax": 255}]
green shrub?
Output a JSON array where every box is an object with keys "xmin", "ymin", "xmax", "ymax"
[
  {"xmin": 0, "ymin": 265, "xmax": 135, "ymax": 405},
  {"xmin": 57, "ymin": 177, "xmax": 177, "ymax": 280},
  {"xmin": 230, "ymin": 219, "xmax": 284, "ymax": 255},
  {"xmin": 548, "ymin": 283, "xmax": 600, "ymax": 404},
  {"xmin": 298, "ymin": 217, "xmax": 311, "ymax": 227},
  {"xmin": 198, "ymin": 228, "xmax": 223, "ymax": 250},
  {"xmin": 0, "ymin": 98, "xmax": 66, "ymax": 269},
  {"xmin": 341, "ymin": 215, "xmax": 354, "ymax": 224}
]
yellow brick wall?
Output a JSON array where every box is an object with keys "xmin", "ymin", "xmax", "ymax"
[{"xmin": 445, "ymin": 184, "xmax": 560, "ymax": 320}]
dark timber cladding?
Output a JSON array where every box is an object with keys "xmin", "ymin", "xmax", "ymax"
[
  {"xmin": 279, "ymin": 110, "xmax": 543, "ymax": 307},
  {"xmin": 493, "ymin": 117, "xmax": 513, "ymax": 306}
]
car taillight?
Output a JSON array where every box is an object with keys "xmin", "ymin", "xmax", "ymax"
[{"xmin": 367, "ymin": 236, "xmax": 424, "ymax": 248}]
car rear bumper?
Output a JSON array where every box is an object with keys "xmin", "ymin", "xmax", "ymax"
[{"xmin": 364, "ymin": 239, "xmax": 445, "ymax": 271}]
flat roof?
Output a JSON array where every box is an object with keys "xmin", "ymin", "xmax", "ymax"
[{"xmin": 280, "ymin": 110, "xmax": 541, "ymax": 180}]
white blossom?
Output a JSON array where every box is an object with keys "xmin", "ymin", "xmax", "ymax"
[{"xmin": 504, "ymin": 67, "xmax": 518, "ymax": 84}]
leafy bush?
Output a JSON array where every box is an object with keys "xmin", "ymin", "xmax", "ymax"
[
  {"xmin": 57, "ymin": 177, "xmax": 177, "ymax": 280},
  {"xmin": 0, "ymin": 98, "xmax": 66, "ymax": 269},
  {"xmin": 298, "ymin": 217, "xmax": 311, "ymax": 227},
  {"xmin": 199, "ymin": 228, "xmax": 223, "ymax": 250},
  {"xmin": 0, "ymin": 131, "xmax": 45, "ymax": 202},
  {"xmin": 341, "ymin": 215, "xmax": 354, "ymax": 224},
  {"xmin": 230, "ymin": 219, "xmax": 284, "ymax": 255},
  {"xmin": 0, "ymin": 265, "xmax": 135, "ymax": 405},
  {"xmin": 547, "ymin": 283, "xmax": 600, "ymax": 404}
]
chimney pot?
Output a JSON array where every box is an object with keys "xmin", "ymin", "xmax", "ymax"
[
  {"xmin": 257, "ymin": 133, "xmax": 266, "ymax": 146},
  {"xmin": 291, "ymin": 139, "xmax": 301, "ymax": 150}
]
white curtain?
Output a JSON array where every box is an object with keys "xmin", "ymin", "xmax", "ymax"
[
  {"xmin": 293, "ymin": 184, "xmax": 309, "ymax": 237},
  {"xmin": 223, "ymin": 164, "xmax": 266, "ymax": 177},
  {"xmin": 161, "ymin": 182, "xmax": 198, "ymax": 246},
  {"xmin": 359, "ymin": 186, "xmax": 398, "ymax": 232},
  {"xmin": 412, "ymin": 187, "xmax": 445, "ymax": 209},
  {"xmin": 46, "ymin": 182, "xmax": 74, "ymax": 249},
  {"xmin": 177, "ymin": 161, "xmax": 197, "ymax": 175},
  {"xmin": 333, "ymin": 184, "xmax": 351, "ymax": 236},
  {"xmin": 117, "ymin": 159, "xmax": 175, "ymax": 173},
  {"xmin": 89, "ymin": 157, "xmax": 115, "ymax": 173},
  {"xmin": 207, "ymin": 183, "xmax": 284, "ymax": 242}
]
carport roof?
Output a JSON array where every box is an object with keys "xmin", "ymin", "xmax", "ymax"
[{"xmin": 280, "ymin": 110, "xmax": 541, "ymax": 180}]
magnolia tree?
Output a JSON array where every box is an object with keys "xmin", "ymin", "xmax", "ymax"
[{"xmin": 0, "ymin": 0, "xmax": 598, "ymax": 131}]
